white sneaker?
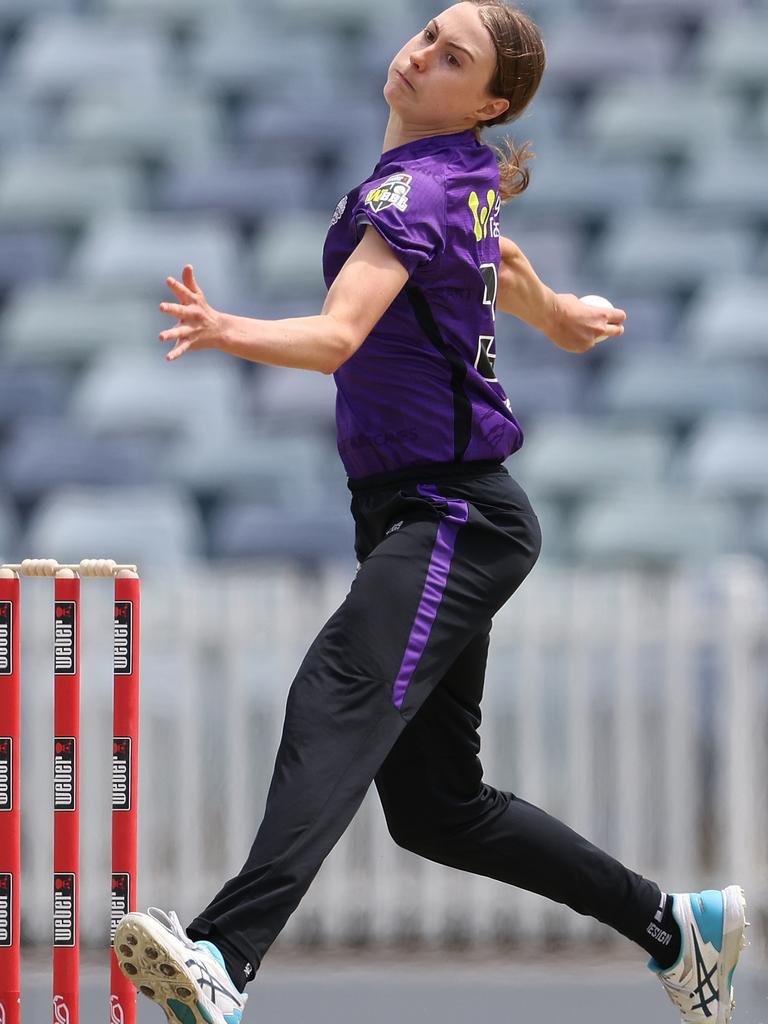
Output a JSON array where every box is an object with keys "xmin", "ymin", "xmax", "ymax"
[
  {"xmin": 114, "ymin": 908, "xmax": 249, "ymax": 1024},
  {"xmin": 649, "ymin": 885, "xmax": 747, "ymax": 1024}
]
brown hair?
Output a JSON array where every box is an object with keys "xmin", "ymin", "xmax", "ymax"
[{"xmin": 469, "ymin": 0, "xmax": 546, "ymax": 201}]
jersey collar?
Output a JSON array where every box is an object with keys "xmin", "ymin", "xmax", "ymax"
[{"xmin": 375, "ymin": 129, "xmax": 478, "ymax": 169}]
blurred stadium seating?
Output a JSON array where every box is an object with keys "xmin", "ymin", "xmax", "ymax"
[{"xmin": 0, "ymin": 0, "xmax": 765, "ymax": 566}]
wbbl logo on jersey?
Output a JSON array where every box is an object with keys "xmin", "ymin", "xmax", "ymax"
[{"xmin": 365, "ymin": 173, "xmax": 412, "ymax": 214}]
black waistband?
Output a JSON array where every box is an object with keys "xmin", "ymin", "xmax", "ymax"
[{"xmin": 347, "ymin": 459, "xmax": 506, "ymax": 494}]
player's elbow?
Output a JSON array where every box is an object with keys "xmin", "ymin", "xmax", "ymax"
[{"xmin": 322, "ymin": 318, "xmax": 362, "ymax": 374}]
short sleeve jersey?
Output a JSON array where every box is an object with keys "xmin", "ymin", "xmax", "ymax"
[{"xmin": 322, "ymin": 129, "xmax": 525, "ymax": 481}]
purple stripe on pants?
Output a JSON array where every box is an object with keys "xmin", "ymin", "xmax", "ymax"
[{"xmin": 391, "ymin": 485, "xmax": 469, "ymax": 710}]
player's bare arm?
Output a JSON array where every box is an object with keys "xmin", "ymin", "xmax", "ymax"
[
  {"xmin": 159, "ymin": 225, "xmax": 408, "ymax": 374},
  {"xmin": 497, "ymin": 234, "xmax": 627, "ymax": 353}
]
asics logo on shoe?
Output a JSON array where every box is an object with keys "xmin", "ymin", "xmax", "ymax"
[
  {"xmin": 185, "ymin": 956, "xmax": 239, "ymax": 1007},
  {"xmin": 691, "ymin": 928, "xmax": 719, "ymax": 1017}
]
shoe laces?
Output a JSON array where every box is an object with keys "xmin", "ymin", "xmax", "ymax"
[{"xmin": 147, "ymin": 907, "xmax": 198, "ymax": 950}]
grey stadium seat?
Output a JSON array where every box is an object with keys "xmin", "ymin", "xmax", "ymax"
[
  {"xmin": 583, "ymin": 82, "xmax": 738, "ymax": 159},
  {"xmin": 0, "ymin": 0, "xmax": 74, "ymax": 21},
  {"xmin": 501, "ymin": 364, "xmax": 588, "ymax": 420},
  {"xmin": 510, "ymin": 417, "xmax": 672, "ymax": 498},
  {"xmin": 0, "ymin": 151, "xmax": 140, "ymax": 229},
  {"xmin": 594, "ymin": 351, "xmax": 768, "ymax": 427},
  {"xmin": 571, "ymin": 488, "xmax": 739, "ymax": 567},
  {"xmin": 210, "ymin": 498, "xmax": 354, "ymax": 565},
  {"xmin": 70, "ymin": 351, "xmax": 247, "ymax": 439},
  {"xmin": 494, "ymin": 221, "xmax": 581, "ymax": 292},
  {"xmin": 0, "ymin": 500, "xmax": 19, "ymax": 563},
  {"xmin": 0, "ymin": 94, "xmax": 52, "ymax": 146},
  {"xmin": 249, "ymin": 366, "xmax": 337, "ymax": 431},
  {"xmin": 249, "ymin": 213, "xmax": 331, "ymax": 305},
  {"xmin": 0, "ymin": 230, "xmax": 63, "ymax": 286},
  {"xmin": 0, "ymin": 418, "xmax": 160, "ymax": 499},
  {"xmin": 102, "ymin": 0, "xmax": 243, "ymax": 23},
  {"xmin": 59, "ymin": 87, "xmax": 220, "ymax": 161},
  {"xmin": 0, "ymin": 368, "xmax": 69, "ymax": 429},
  {"xmin": 682, "ymin": 278, "xmax": 768, "ymax": 362},
  {"xmin": 683, "ymin": 146, "xmax": 768, "ymax": 218},
  {"xmin": 24, "ymin": 486, "xmax": 205, "ymax": 570},
  {"xmin": 596, "ymin": 213, "xmax": 753, "ymax": 292},
  {"xmin": 694, "ymin": 13, "xmax": 768, "ymax": 90},
  {"xmin": 542, "ymin": 19, "xmax": 677, "ymax": 89},
  {"xmin": 5, "ymin": 15, "xmax": 166, "ymax": 95},
  {"xmin": 751, "ymin": 504, "xmax": 768, "ymax": 561},
  {"xmin": 0, "ymin": 285, "xmax": 159, "ymax": 365},
  {"xmin": 155, "ymin": 159, "xmax": 314, "ymax": 223},
  {"xmin": 587, "ymin": 0, "xmax": 720, "ymax": 26},
  {"xmin": 164, "ymin": 426, "xmax": 338, "ymax": 504},
  {"xmin": 681, "ymin": 416, "xmax": 768, "ymax": 500},
  {"xmin": 70, "ymin": 214, "xmax": 241, "ymax": 304},
  {"xmin": 187, "ymin": 19, "xmax": 340, "ymax": 97}
]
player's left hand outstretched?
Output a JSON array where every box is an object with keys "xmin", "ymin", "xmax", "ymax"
[{"xmin": 159, "ymin": 265, "xmax": 226, "ymax": 362}]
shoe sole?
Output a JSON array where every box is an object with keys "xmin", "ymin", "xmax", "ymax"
[
  {"xmin": 719, "ymin": 884, "xmax": 748, "ymax": 1024},
  {"xmin": 114, "ymin": 912, "xmax": 227, "ymax": 1024}
]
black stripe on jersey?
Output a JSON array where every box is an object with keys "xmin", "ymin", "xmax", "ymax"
[{"xmin": 405, "ymin": 287, "xmax": 472, "ymax": 463}]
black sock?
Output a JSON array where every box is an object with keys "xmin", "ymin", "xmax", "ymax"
[
  {"xmin": 186, "ymin": 923, "xmax": 257, "ymax": 992},
  {"xmin": 642, "ymin": 892, "xmax": 681, "ymax": 969}
]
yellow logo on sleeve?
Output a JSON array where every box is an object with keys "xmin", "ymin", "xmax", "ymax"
[{"xmin": 468, "ymin": 189, "xmax": 499, "ymax": 241}]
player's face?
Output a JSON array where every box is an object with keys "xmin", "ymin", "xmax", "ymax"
[{"xmin": 384, "ymin": 2, "xmax": 509, "ymax": 131}]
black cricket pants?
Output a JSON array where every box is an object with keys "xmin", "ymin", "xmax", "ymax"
[{"xmin": 187, "ymin": 462, "xmax": 662, "ymax": 980}]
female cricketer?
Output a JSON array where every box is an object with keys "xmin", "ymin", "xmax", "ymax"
[{"xmin": 115, "ymin": 3, "xmax": 747, "ymax": 1023}]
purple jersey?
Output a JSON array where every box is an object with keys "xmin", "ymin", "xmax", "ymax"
[{"xmin": 322, "ymin": 129, "xmax": 525, "ymax": 480}]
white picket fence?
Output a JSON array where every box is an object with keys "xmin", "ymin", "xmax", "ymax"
[{"xmin": 15, "ymin": 558, "xmax": 768, "ymax": 957}]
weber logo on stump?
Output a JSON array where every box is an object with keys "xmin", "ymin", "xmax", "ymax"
[
  {"xmin": 53, "ymin": 874, "xmax": 76, "ymax": 947},
  {"xmin": 112, "ymin": 738, "xmax": 131, "ymax": 811},
  {"xmin": 114, "ymin": 601, "xmax": 133, "ymax": 675},
  {"xmin": 54, "ymin": 602, "xmax": 76, "ymax": 675},
  {"xmin": 0, "ymin": 873, "xmax": 13, "ymax": 947},
  {"xmin": 0, "ymin": 602, "xmax": 12, "ymax": 676},
  {"xmin": 0, "ymin": 738, "xmax": 12, "ymax": 812},
  {"xmin": 110, "ymin": 873, "xmax": 130, "ymax": 945},
  {"xmin": 54, "ymin": 738, "xmax": 76, "ymax": 811}
]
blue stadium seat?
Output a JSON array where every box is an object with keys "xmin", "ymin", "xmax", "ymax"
[
  {"xmin": 594, "ymin": 351, "xmax": 768, "ymax": 426},
  {"xmin": 59, "ymin": 87, "xmax": 220, "ymax": 161},
  {"xmin": 0, "ymin": 417, "xmax": 160, "ymax": 498},
  {"xmin": 0, "ymin": 285, "xmax": 158, "ymax": 365},
  {"xmin": 0, "ymin": 152, "xmax": 141, "ymax": 229},
  {"xmin": 70, "ymin": 351, "xmax": 246, "ymax": 439},
  {"xmin": 681, "ymin": 416, "xmax": 768, "ymax": 499},
  {"xmin": 571, "ymin": 488, "xmax": 738, "ymax": 566},
  {"xmin": 596, "ymin": 213, "xmax": 753, "ymax": 292},
  {"xmin": 0, "ymin": 230, "xmax": 63, "ymax": 287},
  {"xmin": 694, "ymin": 13, "xmax": 768, "ymax": 90},
  {"xmin": 155, "ymin": 158, "xmax": 314, "ymax": 223},
  {"xmin": 24, "ymin": 486, "xmax": 205, "ymax": 569},
  {"xmin": 511, "ymin": 417, "xmax": 672, "ymax": 497},
  {"xmin": 210, "ymin": 498, "xmax": 354, "ymax": 565},
  {"xmin": 5, "ymin": 15, "xmax": 166, "ymax": 95},
  {"xmin": 0, "ymin": 368, "xmax": 69, "ymax": 429},
  {"xmin": 583, "ymin": 82, "xmax": 738, "ymax": 158},
  {"xmin": 70, "ymin": 214, "xmax": 241, "ymax": 304},
  {"xmin": 682, "ymin": 278, "xmax": 768, "ymax": 361}
]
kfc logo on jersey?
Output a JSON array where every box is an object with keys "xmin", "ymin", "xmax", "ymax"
[
  {"xmin": 365, "ymin": 173, "xmax": 412, "ymax": 214},
  {"xmin": 330, "ymin": 194, "xmax": 348, "ymax": 227}
]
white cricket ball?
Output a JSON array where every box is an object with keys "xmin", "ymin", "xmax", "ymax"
[{"xmin": 579, "ymin": 294, "xmax": 615, "ymax": 344}]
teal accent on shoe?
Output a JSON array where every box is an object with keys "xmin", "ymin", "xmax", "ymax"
[
  {"xmin": 195, "ymin": 941, "xmax": 226, "ymax": 970},
  {"xmin": 167, "ymin": 999, "xmax": 196, "ymax": 1024},
  {"xmin": 690, "ymin": 890, "xmax": 724, "ymax": 952},
  {"xmin": 196, "ymin": 1001, "xmax": 215, "ymax": 1024},
  {"xmin": 224, "ymin": 1012, "xmax": 242, "ymax": 1024}
]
